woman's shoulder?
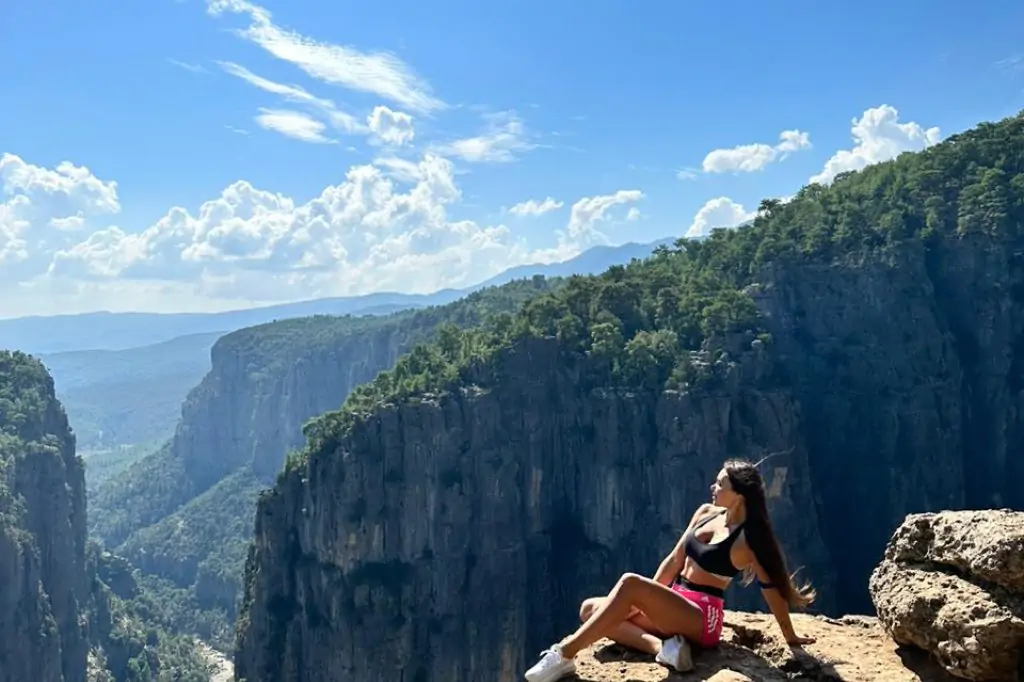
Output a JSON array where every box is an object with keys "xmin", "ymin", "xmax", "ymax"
[{"xmin": 688, "ymin": 503, "xmax": 724, "ymax": 525}]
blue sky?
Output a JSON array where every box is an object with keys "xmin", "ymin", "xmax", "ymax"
[{"xmin": 1, "ymin": 0, "xmax": 1023, "ymax": 318}]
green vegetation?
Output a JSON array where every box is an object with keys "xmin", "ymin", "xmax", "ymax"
[
  {"xmin": 210, "ymin": 274, "xmax": 563, "ymax": 381},
  {"xmin": 1, "ymin": 350, "xmax": 214, "ymax": 681},
  {"xmin": 83, "ymin": 443, "xmax": 163, "ymax": 495},
  {"xmin": 87, "ymin": 274, "xmax": 564, "ymax": 645},
  {"xmin": 294, "ymin": 111, "xmax": 1024, "ymax": 470},
  {"xmin": 118, "ymin": 467, "xmax": 264, "ymax": 619},
  {"xmin": 87, "ymin": 546, "xmax": 215, "ymax": 682},
  {"xmin": 40, "ymin": 332, "xmax": 221, "ymax": 450}
]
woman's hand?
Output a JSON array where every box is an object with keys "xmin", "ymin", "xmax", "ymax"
[{"xmin": 785, "ymin": 633, "xmax": 816, "ymax": 646}]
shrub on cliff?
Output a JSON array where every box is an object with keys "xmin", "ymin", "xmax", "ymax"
[{"xmin": 290, "ymin": 110, "xmax": 1024, "ymax": 473}]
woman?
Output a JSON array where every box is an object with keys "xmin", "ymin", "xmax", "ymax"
[{"xmin": 524, "ymin": 458, "xmax": 817, "ymax": 682}]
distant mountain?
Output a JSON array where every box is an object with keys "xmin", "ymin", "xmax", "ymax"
[
  {"xmin": 472, "ymin": 238, "xmax": 674, "ymax": 289},
  {"xmin": 0, "ymin": 238, "xmax": 674, "ymax": 355},
  {"xmin": 37, "ymin": 332, "xmax": 224, "ymax": 451},
  {"xmin": 12, "ymin": 238, "xmax": 675, "ymax": 452}
]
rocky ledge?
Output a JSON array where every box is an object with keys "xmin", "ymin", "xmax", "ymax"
[{"xmin": 571, "ymin": 611, "xmax": 956, "ymax": 682}]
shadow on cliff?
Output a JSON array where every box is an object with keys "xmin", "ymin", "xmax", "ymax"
[
  {"xmin": 894, "ymin": 647, "xmax": 964, "ymax": 682},
  {"xmin": 591, "ymin": 636, "xmax": 847, "ymax": 681}
]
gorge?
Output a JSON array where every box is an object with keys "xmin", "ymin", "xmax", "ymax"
[
  {"xmin": 233, "ymin": 111, "xmax": 1024, "ymax": 681},
  {"xmin": 8, "ymin": 110, "xmax": 1024, "ymax": 681}
]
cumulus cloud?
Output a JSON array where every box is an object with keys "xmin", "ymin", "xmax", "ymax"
[
  {"xmin": 684, "ymin": 197, "xmax": 755, "ymax": 239},
  {"xmin": 206, "ymin": 0, "xmax": 444, "ymax": 113},
  {"xmin": 810, "ymin": 105, "xmax": 941, "ymax": 185},
  {"xmin": 0, "ymin": 153, "xmax": 121, "ymax": 282},
  {"xmin": 1, "ymin": 150, "xmax": 647, "ymax": 316},
  {"xmin": 702, "ymin": 129, "xmax": 812, "ymax": 173},
  {"xmin": 431, "ymin": 111, "xmax": 536, "ymax": 164},
  {"xmin": 367, "ymin": 106, "xmax": 415, "ymax": 147},
  {"xmin": 509, "ymin": 197, "xmax": 563, "ymax": 217},
  {"xmin": 567, "ymin": 190, "xmax": 643, "ymax": 242}
]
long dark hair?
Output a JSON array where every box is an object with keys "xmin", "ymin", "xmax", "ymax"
[{"xmin": 724, "ymin": 458, "xmax": 816, "ymax": 609}]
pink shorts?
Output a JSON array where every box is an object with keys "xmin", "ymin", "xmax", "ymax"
[{"xmin": 670, "ymin": 584, "xmax": 725, "ymax": 647}]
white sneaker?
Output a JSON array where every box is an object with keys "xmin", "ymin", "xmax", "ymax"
[
  {"xmin": 524, "ymin": 645, "xmax": 576, "ymax": 682},
  {"xmin": 655, "ymin": 635, "xmax": 694, "ymax": 672}
]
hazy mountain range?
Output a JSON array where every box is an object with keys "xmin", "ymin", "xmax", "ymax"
[{"xmin": 7, "ymin": 238, "xmax": 673, "ymax": 451}]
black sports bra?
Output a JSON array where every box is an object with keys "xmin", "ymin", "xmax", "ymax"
[{"xmin": 682, "ymin": 510, "xmax": 744, "ymax": 578}]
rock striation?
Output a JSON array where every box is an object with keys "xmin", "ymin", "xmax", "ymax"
[
  {"xmin": 870, "ymin": 509, "xmax": 1024, "ymax": 681},
  {"xmin": 88, "ymin": 279, "xmax": 559, "ymax": 618},
  {"xmin": 233, "ymin": 339, "xmax": 837, "ymax": 682}
]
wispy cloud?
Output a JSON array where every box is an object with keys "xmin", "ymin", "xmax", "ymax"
[
  {"xmin": 431, "ymin": 111, "xmax": 536, "ymax": 164},
  {"xmin": 254, "ymin": 109, "xmax": 336, "ymax": 144},
  {"xmin": 206, "ymin": 0, "xmax": 444, "ymax": 113},
  {"xmin": 217, "ymin": 61, "xmax": 365, "ymax": 134},
  {"xmin": 224, "ymin": 125, "xmax": 250, "ymax": 136},
  {"xmin": 167, "ymin": 58, "xmax": 209, "ymax": 74},
  {"xmin": 995, "ymin": 54, "xmax": 1023, "ymax": 76}
]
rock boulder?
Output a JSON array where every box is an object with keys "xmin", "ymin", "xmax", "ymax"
[{"xmin": 870, "ymin": 510, "xmax": 1024, "ymax": 681}]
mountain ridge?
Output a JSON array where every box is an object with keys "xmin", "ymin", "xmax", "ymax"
[{"xmin": 1, "ymin": 238, "xmax": 673, "ymax": 354}]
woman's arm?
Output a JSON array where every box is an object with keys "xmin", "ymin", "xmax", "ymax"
[
  {"xmin": 651, "ymin": 503, "xmax": 714, "ymax": 585},
  {"xmin": 741, "ymin": 546, "xmax": 815, "ymax": 646}
]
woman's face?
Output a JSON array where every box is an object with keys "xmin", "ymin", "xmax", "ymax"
[{"xmin": 710, "ymin": 468, "xmax": 739, "ymax": 507}]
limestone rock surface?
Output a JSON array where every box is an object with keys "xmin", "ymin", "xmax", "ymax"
[
  {"xmin": 572, "ymin": 611, "xmax": 957, "ymax": 682},
  {"xmin": 870, "ymin": 510, "xmax": 1024, "ymax": 681}
]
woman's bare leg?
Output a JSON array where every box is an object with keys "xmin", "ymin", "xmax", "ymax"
[
  {"xmin": 579, "ymin": 597, "xmax": 663, "ymax": 655},
  {"xmin": 559, "ymin": 573, "xmax": 705, "ymax": 659}
]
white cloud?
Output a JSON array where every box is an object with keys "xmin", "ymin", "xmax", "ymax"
[
  {"xmin": 218, "ymin": 61, "xmax": 365, "ymax": 134},
  {"xmin": 995, "ymin": 55, "xmax": 1023, "ymax": 75},
  {"xmin": 509, "ymin": 197, "xmax": 563, "ymax": 217},
  {"xmin": 684, "ymin": 197, "xmax": 755, "ymax": 239},
  {"xmin": 567, "ymin": 190, "xmax": 643, "ymax": 242},
  {"xmin": 1, "ymin": 151, "xmax": 648, "ymax": 317},
  {"xmin": 254, "ymin": 108, "xmax": 336, "ymax": 144},
  {"xmin": 0, "ymin": 153, "xmax": 121, "ymax": 282},
  {"xmin": 702, "ymin": 129, "xmax": 812, "ymax": 173},
  {"xmin": 372, "ymin": 157, "xmax": 426, "ymax": 183},
  {"xmin": 431, "ymin": 111, "xmax": 536, "ymax": 164},
  {"xmin": 206, "ymin": 0, "xmax": 444, "ymax": 113},
  {"xmin": 167, "ymin": 59, "xmax": 209, "ymax": 74},
  {"xmin": 367, "ymin": 106, "xmax": 414, "ymax": 147},
  {"xmin": 810, "ymin": 105, "xmax": 941, "ymax": 185},
  {"xmin": 626, "ymin": 207, "xmax": 641, "ymax": 221}
]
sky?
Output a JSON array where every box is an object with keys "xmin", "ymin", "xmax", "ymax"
[{"xmin": 1, "ymin": 0, "xmax": 1023, "ymax": 319}]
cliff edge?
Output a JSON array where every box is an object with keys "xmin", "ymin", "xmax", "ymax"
[
  {"xmin": 0, "ymin": 350, "xmax": 89, "ymax": 682},
  {"xmin": 573, "ymin": 612, "xmax": 955, "ymax": 682}
]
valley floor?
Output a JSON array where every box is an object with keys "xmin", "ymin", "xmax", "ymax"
[{"xmin": 196, "ymin": 640, "xmax": 234, "ymax": 682}]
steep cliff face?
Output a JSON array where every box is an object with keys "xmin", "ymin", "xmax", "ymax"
[
  {"xmin": 87, "ymin": 278, "xmax": 560, "ymax": 627},
  {"xmin": 234, "ymin": 340, "xmax": 837, "ymax": 682},
  {"xmin": 180, "ymin": 322, "xmax": 411, "ymax": 489},
  {"xmin": 749, "ymin": 237, "xmax": 1024, "ymax": 610},
  {"xmin": 0, "ymin": 351, "xmax": 89, "ymax": 682}
]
